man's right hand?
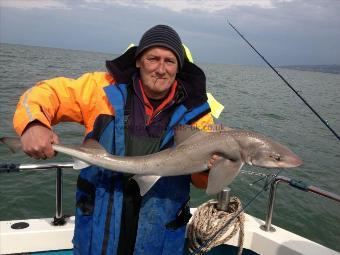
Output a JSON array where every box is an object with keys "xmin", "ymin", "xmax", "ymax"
[{"xmin": 20, "ymin": 121, "xmax": 59, "ymax": 159}]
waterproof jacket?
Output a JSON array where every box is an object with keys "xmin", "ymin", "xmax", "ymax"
[{"xmin": 13, "ymin": 47, "xmax": 214, "ymax": 254}]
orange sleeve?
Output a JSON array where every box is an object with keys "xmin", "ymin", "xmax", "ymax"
[
  {"xmin": 13, "ymin": 72, "xmax": 114, "ymax": 135},
  {"xmin": 190, "ymin": 112, "xmax": 215, "ymax": 189}
]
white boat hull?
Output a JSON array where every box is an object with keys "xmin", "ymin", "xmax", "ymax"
[{"xmin": 1, "ymin": 212, "xmax": 337, "ymax": 255}]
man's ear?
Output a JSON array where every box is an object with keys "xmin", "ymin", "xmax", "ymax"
[{"xmin": 136, "ymin": 59, "xmax": 140, "ymax": 68}]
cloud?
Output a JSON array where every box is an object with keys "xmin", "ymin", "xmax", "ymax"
[
  {"xmin": 89, "ymin": 0, "xmax": 276, "ymax": 12},
  {"xmin": 1, "ymin": 0, "xmax": 279, "ymax": 11},
  {"xmin": 0, "ymin": 0, "xmax": 339, "ymax": 65},
  {"xmin": 0, "ymin": 0, "xmax": 70, "ymax": 9}
]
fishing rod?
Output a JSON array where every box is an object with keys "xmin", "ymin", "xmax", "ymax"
[{"xmin": 227, "ymin": 20, "xmax": 340, "ymax": 141}]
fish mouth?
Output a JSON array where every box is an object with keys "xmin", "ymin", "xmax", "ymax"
[
  {"xmin": 275, "ymin": 156, "xmax": 303, "ymax": 168},
  {"xmin": 251, "ymin": 155, "xmax": 303, "ymax": 168},
  {"xmin": 285, "ymin": 157, "xmax": 303, "ymax": 168}
]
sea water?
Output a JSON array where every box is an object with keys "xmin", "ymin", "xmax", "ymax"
[{"xmin": 0, "ymin": 43, "xmax": 339, "ymax": 251}]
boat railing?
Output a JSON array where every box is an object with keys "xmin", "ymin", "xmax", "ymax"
[
  {"xmin": 0, "ymin": 162, "xmax": 74, "ymax": 226},
  {"xmin": 260, "ymin": 175, "xmax": 340, "ymax": 232},
  {"xmin": 1, "ymin": 163, "xmax": 340, "ymax": 229}
]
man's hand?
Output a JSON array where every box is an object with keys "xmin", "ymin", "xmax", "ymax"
[
  {"xmin": 207, "ymin": 154, "xmax": 221, "ymax": 169},
  {"xmin": 21, "ymin": 121, "xmax": 59, "ymax": 159}
]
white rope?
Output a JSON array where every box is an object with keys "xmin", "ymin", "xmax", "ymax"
[{"xmin": 187, "ymin": 197, "xmax": 245, "ymax": 255}]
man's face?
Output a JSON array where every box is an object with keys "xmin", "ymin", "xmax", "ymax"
[{"xmin": 136, "ymin": 47, "xmax": 178, "ymax": 99}]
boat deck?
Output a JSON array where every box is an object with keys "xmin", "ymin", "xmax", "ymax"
[{"xmin": 1, "ymin": 213, "xmax": 337, "ymax": 255}]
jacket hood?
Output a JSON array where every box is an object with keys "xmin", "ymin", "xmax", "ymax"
[{"xmin": 106, "ymin": 46, "xmax": 208, "ymax": 109}]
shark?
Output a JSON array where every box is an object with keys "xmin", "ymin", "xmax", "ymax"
[{"xmin": 0, "ymin": 125, "xmax": 302, "ymax": 195}]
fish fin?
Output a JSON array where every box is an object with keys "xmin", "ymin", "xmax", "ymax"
[
  {"xmin": 79, "ymin": 138, "xmax": 109, "ymax": 155},
  {"xmin": 174, "ymin": 125, "xmax": 200, "ymax": 145},
  {"xmin": 0, "ymin": 137, "xmax": 22, "ymax": 153},
  {"xmin": 206, "ymin": 159, "xmax": 243, "ymax": 195},
  {"xmin": 132, "ymin": 175, "xmax": 161, "ymax": 196},
  {"xmin": 73, "ymin": 157, "xmax": 91, "ymax": 169}
]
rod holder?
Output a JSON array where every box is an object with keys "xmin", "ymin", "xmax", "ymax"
[
  {"xmin": 260, "ymin": 178, "xmax": 282, "ymax": 232},
  {"xmin": 216, "ymin": 187, "xmax": 231, "ymax": 211},
  {"xmin": 52, "ymin": 167, "xmax": 66, "ymax": 226},
  {"xmin": 260, "ymin": 175, "xmax": 340, "ymax": 233}
]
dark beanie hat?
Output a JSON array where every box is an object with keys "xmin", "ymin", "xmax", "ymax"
[{"xmin": 135, "ymin": 25, "xmax": 185, "ymax": 69}]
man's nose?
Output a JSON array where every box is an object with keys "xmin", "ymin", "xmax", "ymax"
[{"xmin": 156, "ymin": 61, "xmax": 166, "ymax": 75}]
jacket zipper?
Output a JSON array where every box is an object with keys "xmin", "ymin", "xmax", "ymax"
[
  {"xmin": 101, "ymin": 179, "xmax": 115, "ymax": 255},
  {"xmin": 149, "ymin": 100, "xmax": 175, "ymax": 124}
]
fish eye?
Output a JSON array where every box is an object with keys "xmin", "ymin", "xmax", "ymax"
[{"xmin": 270, "ymin": 154, "xmax": 281, "ymax": 161}]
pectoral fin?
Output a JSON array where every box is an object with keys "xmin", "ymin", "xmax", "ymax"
[
  {"xmin": 206, "ymin": 159, "xmax": 243, "ymax": 195},
  {"xmin": 73, "ymin": 158, "xmax": 91, "ymax": 169},
  {"xmin": 132, "ymin": 175, "xmax": 161, "ymax": 196}
]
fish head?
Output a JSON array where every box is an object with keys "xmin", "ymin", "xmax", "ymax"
[{"xmin": 248, "ymin": 140, "xmax": 303, "ymax": 168}]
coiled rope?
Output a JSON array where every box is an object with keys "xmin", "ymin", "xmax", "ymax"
[
  {"xmin": 187, "ymin": 197, "xmax": 244, "ymax": 255},
  {"xmin": 187, "ymin": 171, "xmax": 281, "ymax": 254}
]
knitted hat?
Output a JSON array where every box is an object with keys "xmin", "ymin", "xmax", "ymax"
[{"xmin": 135, "ymin": 25, "xmax": 185, "ymax": 69}]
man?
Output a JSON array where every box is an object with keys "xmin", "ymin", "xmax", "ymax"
[{"xmin": 14, "ymin": 25, "xmax": 214, "ymax": 254}]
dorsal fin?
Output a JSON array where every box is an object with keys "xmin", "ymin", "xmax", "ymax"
[
  {"xmin": 174, "ymin": 125, "xmax": 200, "ymax": 145},
  {"xmin": 78, "ymin": 138, "xmax": 109, "ymax": 155}
]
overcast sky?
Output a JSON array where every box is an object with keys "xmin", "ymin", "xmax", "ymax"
[{"xmin": 1, "ymin": 0, "xmax": 340, "ymax": 65}]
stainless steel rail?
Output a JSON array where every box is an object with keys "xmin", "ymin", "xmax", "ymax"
[
  {"xmin": 260, "ymin": 175, "xmax": 340, "ymax": 232},
  {"xmin": 54, "ymin": 167, "xmax": 64, "ymax": 225},
  {"xmin": 2, "ymin": 163, "xmax": 340, "ymax": 229},
  {"xmin": 0, "ymin": 162, "xmax": 74, "ymax": 225}
]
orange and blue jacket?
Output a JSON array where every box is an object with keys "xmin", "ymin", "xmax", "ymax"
[
  {"xmin": 13, "ymin": 58, "xmax": 211, "ymax": 189},
  {"xmin": 13, "ymin": 47, "xmax": 213, "ymax": 254}
]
